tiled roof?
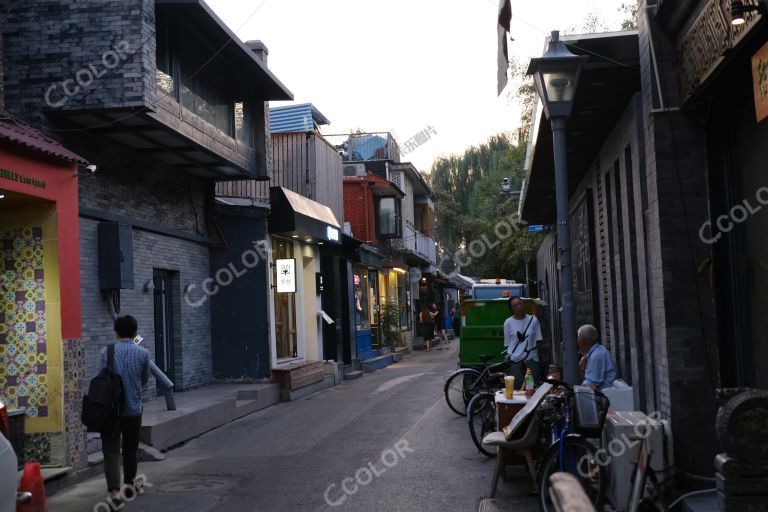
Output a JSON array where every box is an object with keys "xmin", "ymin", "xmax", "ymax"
[{"xmin": 0, "ymin": 116, "xmax": 87, "ymax": 164}]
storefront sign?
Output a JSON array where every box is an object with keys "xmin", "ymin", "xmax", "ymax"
[
  {"xmin": 752, "ymin": 41, "xmax": 768, "ymax": 122},
  {"xmin": 0, "ymin": 168, "xmax": 47, "ymax": 189},
  {"xmin": 276, "ymin": 258, "xmax": 296, "ymax": 293},
  {"xmin": 326, "ymin": 226, "xmax": 340, "ymax": 242}
]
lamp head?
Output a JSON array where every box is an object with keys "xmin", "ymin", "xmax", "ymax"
[
  {"xmin": 526, "ymin": 31, "xmax": 588, "ymax": 120},
  {"xmin": 731, "ymin": 0, "xmax": 768, "ymax": 25}
]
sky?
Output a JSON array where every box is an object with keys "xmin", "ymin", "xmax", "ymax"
[{"xmin": 206, "ymin": 0, "xmax": 627, "ymax": 172}]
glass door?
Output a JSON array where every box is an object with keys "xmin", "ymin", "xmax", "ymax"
[
  {"xmin": 273, "ymin": 238, "xmax": 297, "ymax": 359},
  {"xmin": 153, "ymin": 270, "xmax": 175, "ymax": 384}
]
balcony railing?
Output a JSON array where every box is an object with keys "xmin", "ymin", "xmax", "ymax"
[{"xmin": 403, "ymin": 221, "xmax": 436, "ymax": 265}]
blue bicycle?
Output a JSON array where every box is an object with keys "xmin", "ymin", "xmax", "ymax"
[{"xmin": 535, "ymin": 378, "xmax": 609, "ymax": 512}]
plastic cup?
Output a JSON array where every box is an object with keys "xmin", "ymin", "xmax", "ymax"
[{"xmin": 504, "ymin": 376, "xmax": 515, "ymax": 399}]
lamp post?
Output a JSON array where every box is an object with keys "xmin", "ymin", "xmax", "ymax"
[{"xmin": 527, "ymin": 30, "xmax": 587, "ymax": 385}]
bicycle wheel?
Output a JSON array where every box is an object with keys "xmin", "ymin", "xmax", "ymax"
[
  {"xmin": 635, "ymin": 468, "xmax": 669, "ymax": 512},
  {"xmin": 537, "ymin": 436, "xmax": 607, "ymax": 512},
  {"xmin": 467, "ymin": 392, "xmax": 498, "ymax": 457},
  {"xmin": 444, "ymin": 368, "xmax": 483, "ymax": 416}
]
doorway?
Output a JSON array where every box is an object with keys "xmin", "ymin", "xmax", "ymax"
[{"xmin": 153, "ymin": 270, "xmax": 176, "ymax": 384}]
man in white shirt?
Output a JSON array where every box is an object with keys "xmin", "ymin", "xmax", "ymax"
[{"xmin": 503, "ymin": 296, "xmax": 542, "ymax": 385}]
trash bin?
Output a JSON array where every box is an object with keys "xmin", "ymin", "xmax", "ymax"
[{"xmin": 8, "ymin": 408, "xmax": 25, "ymax": 466}]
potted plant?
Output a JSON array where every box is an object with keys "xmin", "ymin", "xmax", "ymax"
[{"xmin": 380, "ymin": 299, "xmax": 402, "ymax": 351}]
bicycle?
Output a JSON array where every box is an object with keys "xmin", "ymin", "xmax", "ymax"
[
  {"xmin": 535, "ymin": 378, "xmax": 609, "ymax": 512},
  {"xmin": 466, "ymin": 389, "xmax": 499, "ymax": 457},
  {"xmin": 443, "ymin": 350, "xmax": 509, "ymax": 416},
  {"xmin": 626, "ymin": 435, "xmax": 669, "ymax": 512}
]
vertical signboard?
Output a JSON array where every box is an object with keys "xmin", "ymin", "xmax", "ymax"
[
  {"xmin": 276, "ymin": 258, "xmax": 296, "ymax": 293},
  {"xmin": 753, "ymin": 41, "xmax": 768, "ymax": 122}
]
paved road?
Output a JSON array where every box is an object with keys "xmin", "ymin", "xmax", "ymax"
[{"xmin": 50, "ymin": 345, "xmax": 535, "ymax": 512}]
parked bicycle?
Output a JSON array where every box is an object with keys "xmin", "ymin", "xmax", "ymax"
[
  {"xmin": 626, "ymin": 435, "xmax": 669, "ymax": 512},
  {"xmin": 535, "ymin": 378, "xmax": 610, "ymax": 512},
  {"xmin": 466, "ymin": 390, "xmax": 499, "ymax": 457},
  {"xmin": 444, "ymin": 350, "xmax": 509, "ymax": 416}
]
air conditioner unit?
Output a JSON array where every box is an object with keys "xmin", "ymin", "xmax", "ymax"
[
  {"xmin": 343, "ymin": 163, "xmax": 366, "ymax": 177},
  {"xmin": 603, "ymin": 411, "xmax": 673, "ymax": 511}
]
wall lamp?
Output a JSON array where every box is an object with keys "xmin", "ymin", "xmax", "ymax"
[
  {"xmin": 731, "ymin": 0, "xmax": 767, "ymax": 25},
  {"xmin": 74, "ymin": 163, "xmax": 97, "ymax": 176}
]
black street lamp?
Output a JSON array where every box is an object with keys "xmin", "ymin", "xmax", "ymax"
[{"xmin": 527, "ymin": 30, "xmax": 587, "ymax": 385}]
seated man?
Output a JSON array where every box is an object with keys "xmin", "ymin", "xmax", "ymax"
[{"xmin": 576, "ymin": 324, "xmax": 617, "ymax": 390}]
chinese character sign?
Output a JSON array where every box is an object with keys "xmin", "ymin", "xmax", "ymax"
[
  {"xmin": 276, "ymin": 258, "xmax": 296, "ymax": 293},
  {"xmin": 752, "ymin": 41, "xmax": 768, "ymax": 122}
]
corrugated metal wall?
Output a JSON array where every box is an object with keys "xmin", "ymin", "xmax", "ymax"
[
  {"xmin": 216, "ymin": 132, "xmax": 344, "ymax": 223},
  {"xmin": 312, "ymin": 134, "xmax": 344, "ymax": 223}
]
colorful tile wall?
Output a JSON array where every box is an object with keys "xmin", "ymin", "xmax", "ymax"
[
  {"xmin": 63, "ymin": 337, "xmax": 86, "ymax": 468},
  {"xmin": 0, "ymin": 227, "xmax": 48, "ymax": 417}
]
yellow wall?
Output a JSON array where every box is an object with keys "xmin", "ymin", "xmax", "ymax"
[{"xmin": 0, "ymin": 211, "xmax": 62, "ymax": 433}]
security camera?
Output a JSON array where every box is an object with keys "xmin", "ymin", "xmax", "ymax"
[{"xmin": 85, "ymin": 164, "xmax": 97, "ymax": 174}]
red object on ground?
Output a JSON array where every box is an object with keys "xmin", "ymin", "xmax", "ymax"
[{"xmin": 16, "ymin": 463, "xmax": 47, "ymax": 512}]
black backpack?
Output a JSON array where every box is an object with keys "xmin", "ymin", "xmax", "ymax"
[{"xmin": 81, "ymin": 344, "xmax": 123, "ymax": 432}]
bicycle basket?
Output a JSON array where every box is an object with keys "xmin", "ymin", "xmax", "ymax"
[{"xmin": 572, "ymin": 385, "xmax": 610, "ymax": 438}]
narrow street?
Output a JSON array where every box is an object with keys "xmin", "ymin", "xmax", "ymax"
[{"xmin": 49, "ymin": 348, "xmax": 535, "ymax": 512}]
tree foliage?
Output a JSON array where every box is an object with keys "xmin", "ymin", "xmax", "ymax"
[
  {"xmin": 428, "ymin": 133, "xmax": 544, "ymax": 290},
  {"xmin": 620, "ymin": 3, "xmax": 639, "ymax": 31}
]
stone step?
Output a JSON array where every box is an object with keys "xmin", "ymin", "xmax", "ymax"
[
  {"xmin": 279, "ymin": 376, "xmax": 335, "ymax": 402},
  {"xmin": 361, "ymin": 354, "xmax": 394, "ymax": 372},
  {"xmin": 343, "ymin": 370, "xmax": 364, "ymax": 380},
  {"xmin": 139, "ymin": 383, "xmax": 280, "ymax": 451}
]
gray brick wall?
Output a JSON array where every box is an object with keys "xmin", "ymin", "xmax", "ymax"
[
  {"xmin": 1, "ymin": 0, "xmax": 153, "ymax": 119},
  {"xmin": 80, "ymin": 218, "xmax": 212, "ymax": 394},
  {"xmin": 639, "ymin": 0, "xmax": 720, "ymax": 473},
  {"xmin": 76, "ymin": 140, "xmax": 214, "ymax": 393}
]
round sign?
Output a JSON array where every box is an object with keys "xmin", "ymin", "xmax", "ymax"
[{"xmin": 354, "ymin": 274, "xmax": 360, "ymax": 286}]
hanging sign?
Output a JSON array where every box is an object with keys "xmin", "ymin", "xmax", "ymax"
[
  {"xmin": 752, "ymin": 41, "xmax": 768, "ymax": 122},
  {"xmin": 276, "ymin": 258, "xmax": 296, "ymax": 293}
]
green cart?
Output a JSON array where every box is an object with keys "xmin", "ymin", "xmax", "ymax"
[{"xmin": 458, "ymin": 298, "xmax": 546, "ymax": 369}]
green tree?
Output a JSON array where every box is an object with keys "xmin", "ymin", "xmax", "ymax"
[
  {"xmin": 428, "ymin": 133, "xmax": 544, "ymax": 290},
  {"xmin": 620, "ymin": 3, "xmax": 638, "ymax": 31}
]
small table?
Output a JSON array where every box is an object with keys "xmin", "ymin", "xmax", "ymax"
[{"xmin": 495, "ymin": 390, "xmax": 528, "ymax": 430}]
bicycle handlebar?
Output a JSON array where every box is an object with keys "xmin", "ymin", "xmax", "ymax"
[{"xmin": 543, "ymin": 378, "xmax": 608, "ymax": 399}]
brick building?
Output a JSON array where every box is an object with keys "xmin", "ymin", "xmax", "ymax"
[
  {"xmin": 523, "ymin": 1, "xmax": 768, "ymax": 476},
  {"xmin": 521, "ymin": 27, "xmax": 720, "ymax": 473},
  {"xmin": 1, "ymin": 0, "xmax": 290, "ymax": 466}
]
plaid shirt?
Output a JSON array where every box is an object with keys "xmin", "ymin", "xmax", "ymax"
[{"xmin": 99, "ymin": 340, "xmax": 150, "ymax": 417}]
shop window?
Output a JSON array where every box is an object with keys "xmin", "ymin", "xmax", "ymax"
[
  {"xmin": 354, "ymin": 269, "xmax": 371, "ymax": 330},
  {"xmin": 273, "ymin": 238, "xmax": 298, "ymax": 359},
  {"xmin": 376, "ymin": 197, "xmax": 401, "ymax": 237}
]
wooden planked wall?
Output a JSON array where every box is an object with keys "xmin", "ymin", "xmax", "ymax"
[{"xmin": 216, "ymin": 132, "xmax": 344, "ymax": 223}]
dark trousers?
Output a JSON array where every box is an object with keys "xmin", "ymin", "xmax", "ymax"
[{"xmin": 102, "ymin": 415, "xmax": 142, "ymax": 492}]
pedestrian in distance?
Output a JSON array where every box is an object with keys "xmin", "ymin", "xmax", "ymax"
[
  {"xmin": 421, "ymin": 302, "xmax": 436, "ymax": 351},
  {"xmin": 433, "ymin": 301, "xmax": 450, "ymax": 349},
  {"xmin": 99, "ymin": 315, "xmax": 150, "ymax": 505},
  {"xmin": 503, "ymin": 296, "xmax": 543, "ymax": 385}
]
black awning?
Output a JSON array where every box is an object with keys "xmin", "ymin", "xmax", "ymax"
[
  {"xmin": 357, "ymin": 244, "xmax": 383, "ymax": 269},
  {"xmin": 268, "ymin": 187, "xmax": 342, "ymax": 244}
]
